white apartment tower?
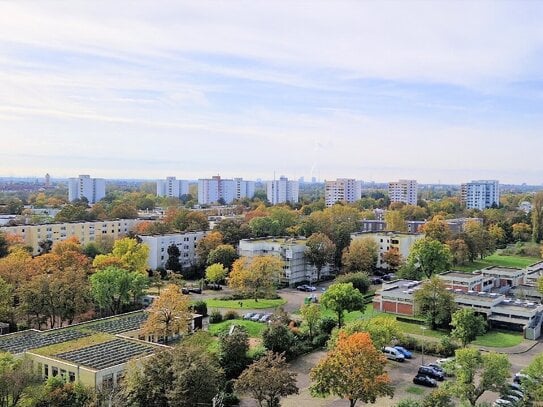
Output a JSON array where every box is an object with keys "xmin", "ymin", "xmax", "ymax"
[
  {"xmin": 198, "ymin": 175, "xmax": 255, "ymax": 205},
  {"xmin": 325, "ymin": 178, "xmax": 362, "ymax": 206},
  {"xmin": 156, "ymin": 177, "xmax": 189, "ymax": 199},
  {"xmin": 68, "ymin": 175, "xmax": 106, "ymax": 204},
  {"xmin": 388, "ymin": 179, "xmax": 418, "ymax": 206},
  {"xmin": 461, "ymin": 180, "xmax": 500, "ymax": 210},
  {"xmin": 267, "ymin": 176, "xmax": 299, "ymax": 204}
]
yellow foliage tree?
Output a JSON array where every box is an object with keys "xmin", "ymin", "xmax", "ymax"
[
  {"xmin": 229, "ymin": 256, "xmax": 284, "ymax": 301},
  {"xmin": 93, "ymin": 237, "xmax": 149, "ymax": 274}
]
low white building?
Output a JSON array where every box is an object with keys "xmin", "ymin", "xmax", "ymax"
[
  {"xmin": 139, "ymin": 232, "xmax": 206, "ymax": 270},
  {"xmin": 238, "ymin": 237, "xmax": 332, "ymax": 286}
]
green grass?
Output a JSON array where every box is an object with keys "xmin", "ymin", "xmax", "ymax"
[
  {"xmin": 406, "ymin": 386, "xmax": 426, "ymax": 395},
  {"xmin": 472, "ymin": 330, "xmax": 523, "ymax": 348},
  {"xmin": 454, "ymin": 253, "xmax": 540, "ymax": 272},
  {"xmin": 205, "ymin": 298, "xmax": 286, "ymax": 309},
  {"xmin": 207, "ymin": 319, "xmax": 267, "ymax": 338}
]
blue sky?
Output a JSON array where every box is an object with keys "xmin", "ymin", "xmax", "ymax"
[{"xmin": 1, "ymin": 1, "xmax": 543, "ymax": 184}]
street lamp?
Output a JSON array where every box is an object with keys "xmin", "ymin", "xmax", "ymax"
[{"xmin": 420, "ymin": 326, "xmax": 427, "ymax": 366}]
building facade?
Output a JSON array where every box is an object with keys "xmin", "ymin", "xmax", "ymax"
[
  {"xmin": 138, "ymin": 231, "xmax": 206, "ymax": 270},
  {"xmin": 156, "ymin": 177, "xmax": 189, "ymax": 199},
  {"xmin": 266, "ymin": 176, "xmax": 299, "ymax": 204},
  {"xmin": 388, "ymin": 179, "xmax": 418, "ymax": 206},
  {"xmin": 238, "ymin": 237, "xmax": 331, "ymax": 285},
  {"xmin": 198, "ymin": 176, "xmax": 255, "ymax": 205},
  {"xmin": 461, "ymin": 180, "xmax": 500, "ymax": 210},
  {"xmin": 324, "ymin": 178, "xmax": 362, "ymax": 206},
  {"xmin": 1, "ymin": 219, "xmax": 142, "ymax": 255},
  {"xmin": 68, "ymin": 175, "xmax": 106, "ymax": 204}
]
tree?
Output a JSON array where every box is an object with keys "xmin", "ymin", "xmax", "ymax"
[
  {"xmin": 413, "ymin": 276, "xmax": 456, "ymax": 329},
  {"xmin": 93, "ymin": 237, "xmax": 149, "ymax": 274},
  {"xmin": 421, "ymin": 216, "xmax": 451, "ymax": 243},
  {"xmin": 403, "ymin": 237, "xmax": 452, "ymax": 279},
  {"xmin": 335, "ymin": 272, "xmax": 371, "ymax": 294},
  {"xmin": 228, "ymin": 256, "xmax": 284, "ymax": 301},
  {"xmin": 320, "ymin": 283, "xmax": 364, "ymax": 328},
  {"xmin": 382, "ymin": 248, "xmax": 403, "ymax": 271},
  {"xmin": 489, "ymin": 224, "xmax": 506, "ymax": 248},
  {"xmin": 215, "ymin": 218, "xmax": 251, "ymax": 246},
  {"xmin": 512, "ymin": 222, "xmax": 531, "ymax": 242},
  {"xmin": 195, "ymin": 231, "xmax": 223, "ymax": 267},
  {"xmin": 305, "ymin": 233, "xmax": 336, "ymax": 281},
  {"xmin": 207, "ymin": 244, "xmax": 238, "ymax": 270},
  {"xmin": 331, "ymin": 316, "xmax": 402, "ymax": 350},
  {"xmin": 0, "ymin": 354, "xmax": 40, "ymax": 407},
  {"xmin": 522, "ymin": 352, "xmax": 543, "ymax": 402},
  {"xmin": 464, "ymin": 220, "xmax": 495, "ymax": 260},
  {"xmin": 219, "ymin": 326, "xmax": 250, "ymax": 379},
  {"xmin": 300, "ymin": 303, "xmax": 321, "ymax": 339},
  {"xmin": 446, "ymin": 348, "xmax": 511, "ymax": 407},
  {"xmin": 35, "ymin": 375, "xmax": 96, "ymax": 407},
  {"xmin": 0, "ymin": 278, "xmax": 13, "ymax": 324},
  {"xmin": 385, "ymin": 210, "xmax": 407, "ymax": 232},
  {"xmin": 121, "ymin": 342, "xmax": 223, "ymax": 407},
  {"xmin": 262, "ymin": 323, "xmax": 295, "ymax": 356},
  {"xmin": 342, "ymin": 237, "xmax": 378, "ymax": 274},
  {"xmin": 109, "ymin": 202, "xmax": 138, "ymax": 219},
  {"xmin": 205, "ymin": 263, "xmax": 227, "ymax": 288},
  {"xmin": 235, "ymin": 351, "xmax": 298, "ymax": 407},
  {"xmin": 90, "ymin": 267, "xmax": 148, "ymax": 315},
  {"xmin": 311, "ymin": 332, "xmax": 393, "ymax": 407},
  {"xmin": 141, "ymin": 284, "xmax": 191, "ymax": 344},
  {"xmin": 164, "ymin": 244, "xmax": 181, "ymax": 272},
  {"xmin": 450, "ymin": 308, "xmax": 487, "ymax": 347},
  {"xmin": 249, "ymin": 217, "xmax": 281, "ymax": 237},
  {"xmin": 446, "ymin": 239, "xmax": 470, "ymax": 266},
  {"xmin": 532, "ymin": 191, "xmax": 543, "ymax": 243},
  {"xmin": 0, "ymin": 233, "xmax": 8, "ymax": 258}
]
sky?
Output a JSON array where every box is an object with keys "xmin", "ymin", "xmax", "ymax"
[{"xmin": 1, "ymin": 1, "xmax": 543, "ymax": 184}]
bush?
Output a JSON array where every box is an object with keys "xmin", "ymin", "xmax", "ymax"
[
  {"xmin": 312, "ymin": 333, "xmax": 329, "ymax": 348},
  {"xmin": 335, "ymin": 272, "xmax": 371, "ymax": 294},
  {"xmin": 263, "ymin": 323, "xmax": 294, "ymax": 356},
  {"xmin": 223, "ymin": 310, "xmax": 239, "ymax": 320},
  {"xmin": 209, "ymin": 310, "xmax": 223, "ymax": 324},
  {"xmin": 289, "ymin": 338, "xmax": 314, "ymax": 358},
  {"xmin": 191, "ymin": 300, "xmax": 208, "ymax": 317},
  {"xmin": 317, "ymin": 316, "xmax": 337, "ymax": 335},
  {"xmin": 438, "ymin": 336, "xmax": 457, "ymax": 357}
]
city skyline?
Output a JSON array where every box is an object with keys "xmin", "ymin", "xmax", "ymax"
[{"xmin": 1, "ymin": 2, "xmax": 543, "ymax": 184}]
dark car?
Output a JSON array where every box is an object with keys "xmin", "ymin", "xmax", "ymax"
[
  {"xmin": 297, "ymin": 285, "xmax": 314, "ymax": 292},
  {"xmin": 181, "ymin": 287, "xmax": 190, "ymax": 294},
  {"xmin": 371, "ymin": 277, "xmax": 383, "ymax": 285},
  {"xmin": 188, "ymin": 287, "xmax": 202, "ymax": 294},
  {"xmin": 418, "ymin": 366, "xmax": 445, "ymax": 381},
  {"xmin": 413, "ymin": 374, "xmax": 437, "ymax": 387},
  {"xmin": 382, "ymin": 273, "xmax": 395, "ymax": 281},
  {"xmin": 427, "ymin": 363, "xmax": 445, "ymax": 374}
]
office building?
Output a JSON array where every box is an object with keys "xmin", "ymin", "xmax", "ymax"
[
  {"xmin": 388, "ymin": 179, "xmax": 418, "ymax": 206},
  {"xmin": 266, "ymin": 176, "xmax": 299, "ymax": 204},
  {"xmin": 461, "ymin": 180, "xmax": 500, "ymax": 210},
  {"xmin": 68, "ymin": 175, "xmax": 106, "ymax": 204},
  {"xmin": 324, "ymin": 178, "xmax": 362, "ymax": 206},
  {"xmin": 138, "ymin": 231, "xmax": 206, "ymax": 270},
  {"xmin": 156, "ymin": 177, "xmax": 189, "ymax": 199},
  {"xmin": 198, "ymin": 176, "xmax": 255, "ymax": 205}
]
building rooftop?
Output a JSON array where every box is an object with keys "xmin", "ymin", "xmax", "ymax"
[
  {"xmin": 0, "ymin": 329, "xmax": 90, "ymax": 355},
  {"xmin": 482, "ymin": 266, "xmax": 524, "ymax": 275},
  {"xmin": 440, "ymin": 271, "xmax": 481, "ymax": 279},
  {"xmin": 493, "ymin": 299, "xmax": 543, "ymax": 313},
  {"xmin": 240, "ymin": 236, "xmax": 309, "ymax": 245},
  {"xmin": 451, "ymin": 290, "xmax": 503, "ymax": 302}
]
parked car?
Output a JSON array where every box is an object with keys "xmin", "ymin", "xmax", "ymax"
[
  {"xmin": 297, "ymin": 285, "xmax": 316, "ymax": 292},
  {"xmin": 507, "ymin": 382, "xmax": 523, "ymax": 393},
  {"xmin": 393, "ymin": 346, "xmax": 412, "ymax": 359},
  {"xmin": 513, "ymin": 372, "xmax": 531, "ymax": 384},
  {"xmin": 250, "ymin": 313, "xmax": 263, "ymax": 322},
  {"xmin": 188, "ymin": 287, "xmax": 202, "ymax": 294},
  {"xmin": 427, "ymin": 363, "xmax": 444, "ymax": 373},
  {"xmin": 413, "ymin": 374, "xmax": 437, "ymax": 387},
  {"xmin": 181, "ymin": 287, "xmax": 190, "ymax": 295},
  {"xmin": 493, "ymin": 399, "xmax": 514, "ymax": 407},
  {"xmin": 418, "ymin": 366, "xmax": 445, "ymax": 381},
  {"xmin": 383, "ymin": 347, "xmax": 405, "ymax": 362},
  {"xmin": 382, "ymin": 273, "xmax": 395, "ymax": 281},
  {"xmin": 371, "ymin": 277, "xmax": 383, "ymax": 285},
  {"xmin": 436, "ymin": 357, "xmax": 455, "ymax": 367},
  {"xmin": 259, "ymin": 314, "xmax": 272, "ymax": 323},
  {"xmin": 243, "ymin": 312, "xmax": 256, "ymax": 320},
  {"xmin": 501, "ymin": 394, "xmax": 521, "ymax": 404},
  {"xmin": 503, "ymin": 389, "xmax": 524, "ymax": 400}
]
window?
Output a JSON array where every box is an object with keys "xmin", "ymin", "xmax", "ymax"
[
  {"xmin": 52, "ymin": 367, "xmax": 59, "ymax": 377},
  {"xmin": 102, "ymin": 373, "xmax": 114, "ymax": 388},
  {"xmin": 69, "ymin": 372, "xmax": 76, "ymax": 382},
  {"xmin": 44, "ymin": 364, "xmax": 49, "ymax": 378}
]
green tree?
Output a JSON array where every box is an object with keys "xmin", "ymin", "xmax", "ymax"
[
  {"xmin": 320, "ymin": 283, "xmax": 364, "ymax": 328},
  {"xmin": 93, "ymin": 237, "xmax": 149, "ymax": 274},
  {"xmin": 235, "ymin": 351, "xmax": 298, "ymax": 407},
  {"xmin": 36, "ymin": 375, "xmax": 96, "ymax": 407},
  {"xmin": 0, "ymin": 233, "xmax": 7, "ymax": 259},
  {"xmin": 90, "ymin": 267, "xmax": 148, "ymax": 315},
  {"xmin": 164, "ymin": 244, "xmax": 181, "ymax": 272},
  {"xmin": 522, "ymin": 352, "xmax": 543, "ymax": 402},
  {"xmin": 464, "ymin": 221, "xmax": 495, "ymax": 260},
  {"xmin": 335, "ymin": 272, "xmax": 371, "ymax": 294},
  {"xmin": 219, "ymin": 326, "xmax": 250, "ymax": 379},
  {"xmin": 262, "ymin": 323, "xmax": 295, "ymax": 356},
  {"xmin": 300, "ymin": 303, "xmax": 321, "ymax": 339},
  {"xmin": 403, "ymin": 237, "xmax": 452, "ymax": 279},
  {"xmin": 0, "ymin": 353, "xmax": 39, "ymax": 407},
  {"xmin": 311, "ymin": 332, "xmax": 393, "ymax": 407},
  {"xmin": 413, "ymin": 276, "xmax": 456, "ymax": 329},
  {"xmin": 215, "ymin": 218, "xmax": 251, "ymax": 246},
  {"xmin": 0, "ymin": 277, "xmax": 13, "ymax": 324},
  {"xmin": 330, "ymin": 316, "xmax": 402, "ymax": 350},
  {"xmin": 305, "ymin": 233, "xmax": 336, "ymax": 282},
  {"xmin": 446, "ymin": 239, "xmax": 470, "ymax": 266},
  {"xmin": 450, "ymin": 308, "xmax": 487, "ymax": 347},
  {"xmin": 421, "ymin": 216, "xmax": 451, "ymax": 243},
  {"xmin": 532, "ymin": 191, "xmax": 543, "ymax": 243},
  {"xmin": 207, "ymin": 244, "xmax": 238, "ymax": 270},
  {"xmin": 342, "ymin": 237, "xmax": 378, "ymax": 274},
  {"xmin": 446, "ymin": 348, "xmax": 511, "ymax": 407},
  {"xmin": 205, "ymin": 263, "xmax": 228, "ymax": 288},
  {"xmin": 249, "ymin": 216, "xmax": 281, "ymax": 237},
  {"xmin": 385, "ymin": 210, "xmax": 407, "ymax": 232}
]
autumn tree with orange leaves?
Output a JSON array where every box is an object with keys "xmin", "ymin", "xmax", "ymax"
[{"xmin": 310, "ymin": 332, "xmax": 394, "ymax": 407}]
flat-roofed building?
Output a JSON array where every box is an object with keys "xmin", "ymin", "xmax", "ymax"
[
  {"xmin": 139, "ymin": 231, "xmax": 206, "ymax": 270},
  {"xmin": 68, "ymin": 175, "xmax": 105, "ymax": 204},
  {"xmin": 481, "ymin": 266, "xmax": 526, "ymax": 289},
  {"xmin": 156, "ymin": 177, "xmax": 189, "ymax": 199},
  {"xmin": 461, "ymin": 180, "xmax": 500, "ymax": 210},
  {"xmin": 372, "ymin": 279, "xmax": 420, "ymax": 316},
  {"xmin": 359, "ymin": 220, "xmax": 386, "ymax": 233},
  {"xmin": 388, "ymin": 179, "xmax": 417, "ymax": 205},
  {"xmin": 324, "ymin": 178, "xmax": 362, "ymax": 206},
  {"xmin": 198, "ymin": 175, "xmax": 255, "ymax": 205},
  {"xmin": 266, "ymin": 176, "xmax": 299, "ymax": 204},
  {"xmin": 438, "ymin": 271, "xmax": 494, "ymax": 293}
]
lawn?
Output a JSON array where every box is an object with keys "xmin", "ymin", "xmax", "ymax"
[
  {"xmin": 405, "ymin": 386, "xmax": 426, "ymax": 396},
  {"xmin": 454, "ymin": 253, "xmax": 540, "ymax": 272},
  {"xmin": 205, "ymin": 298, "xmax": 286, "ymax": 309},
  {"xmin": 207, "ymin": 319, "xmax": 267, "ymax": 338},
  {"xmin": 472, "ymin": 330, "xmax": 523, "ymax": 348}
]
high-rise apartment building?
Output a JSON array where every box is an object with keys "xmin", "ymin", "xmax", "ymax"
[
  {"xmin": 325, "ymin": 178, "xmax": 362, "ymax": 206},
  {"xmin": 68, "ymin": 175, "xmax": 105, "ymax": 204},
  {"xmin": 156, "ymin": 177, "xmax": 189, "ymax": 199},
  {"xmin": 197, "ymin": 175, "xmax": 255, "ymax": 205},
  {"xmin": 388, "ymin": 179, "xmax": 418, "ymax": 206},
  {"xmin": 461, "ymin": 180, "xmax": 500, "ymax": 210},
  {"xmin": 266, "ymin": 176, "xmax": 299, "ymax": 204}
]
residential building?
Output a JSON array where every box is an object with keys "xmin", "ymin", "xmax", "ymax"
[
  {"xmin": 138, "ymin": 231, "xmax": 206, "ymax": 270},
  {"xmin": 351, "ymin": 231, "xmax": 424, "ymax": 269},
  {"xmin": 1, "ymin": 219, "xmax": 142, "ymax": 255},
  {"xmin": 324, "ymin": 178, "xmax": 362, "ymax": 206},
  {"xmin": 388, "ymin": 179, "xmax": 418, "ymax": 206},
  {"xmin": 359, "ymin": 220, "xmax": 386, "ymax": 233},
  {"xmin": 461, "ymin": 180, "xmax": 500, "ymax": 210},
  {"xmin": 238, "ymin": 237, "xmax": 332, "ymax": 285},
  {"xmin": 437, "ymin": 271, "xmax": 494, "ymax": 293},
  {"xmin": 198, "ymin": 175, "xmax": 255, "ymax": 205},
  {"xmin": 68, "ymin": 175, "xmax": 105, "ymax": 204},
  {"xmin": 266, "ymin": 176, "xmax": 299, "ymax": 204},
  {"xmin": 156, "ymin": 177, "xmax": 189, "ymax": 199}
]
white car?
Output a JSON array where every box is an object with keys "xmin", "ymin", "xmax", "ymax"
[{"xmin": 383, "ymin": 347, "xmax": 405, "ymax": 362}]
